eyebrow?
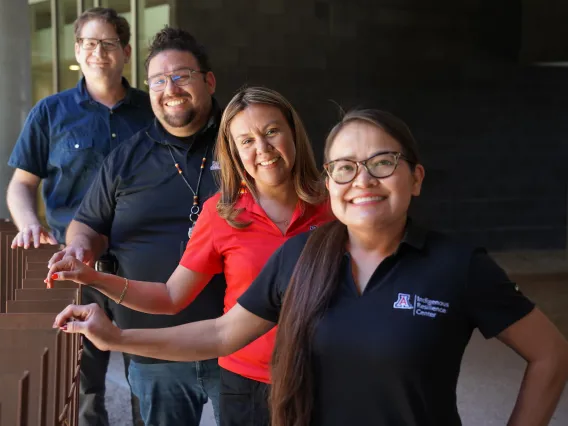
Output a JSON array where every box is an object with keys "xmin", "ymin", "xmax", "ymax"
[
  {"xmin": 329, "ymin": 149, "xmax": 394, "ymax": 163},
  {"xmin": 146, "ymin": 67, "xmax": 191, "ymax": 80},
  {"xmin": 233, "ymin": 120, "xmax": 284, "ymax": 141}
]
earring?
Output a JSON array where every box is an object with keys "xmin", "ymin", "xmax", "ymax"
[{"xmin": 239, "ymin": 179, "xmax": 247, "ymax": 195}]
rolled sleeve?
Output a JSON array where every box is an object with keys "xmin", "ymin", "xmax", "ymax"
[
  {"xmin": 8, "ymin": 103, "xmax": 50, "ymax": 178},
  {"xmin": 466, "ymin": 249, "xmax": 535, "ymax": 339},
  {"xmin": 73, "ymin": 157, "xmax": 117, "ymax": 236}
]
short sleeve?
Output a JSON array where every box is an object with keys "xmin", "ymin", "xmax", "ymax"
[
  {"xmin": 8, "ymin": 103, "xmax": 50, "ymax": 178},
  {"xmin": 466, "ymin": 249, "xmax": 535, "ymax": 339},
  {"xmin": 237, "ymin": 244, "xmax": 287, "ymax": 323},
  {"xmin": 73, "ymin": 157, "xmax": 118, "ymax": 236},
  {"xmin": 180, "ymin": 201, "xmax": 223, "ymax": 275}
]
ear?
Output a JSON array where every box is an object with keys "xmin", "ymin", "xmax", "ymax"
[
  {"xmin": 411, "ymin": 164, "xmax": 425, "ymax": 196},
  {"xmin": 205, "ymin": 71, "xmax": 216, "ymax": 95},
  {"xmin": 122, "ymin": 44, "xmax": 132, "ymax": 64},
  {"xmin": 74, "ymin": 42, "xmax": 81, "ymax": 62},
  {"xmin": 325, "ymin": 176, "xmax": 330, "ymax": 191}
]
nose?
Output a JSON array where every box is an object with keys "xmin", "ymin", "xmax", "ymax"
[
  {"xmin": 352, "ymin": 164, "xmax": 378, "ymax": 188},
  {"xmin": 92, "ymin": 42, "xmax": 105, "ymax": 56},
  {"xmin": 163, "ymin": 77, "xmax": 183, "ymax": 96},
  {"xmin": 256, "ymin": 137, "xmax": 273, "ymax": 154}
]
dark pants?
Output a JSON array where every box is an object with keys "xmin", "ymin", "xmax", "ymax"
[
  {"xmin": 128, "ymin": 358, "xmax": 221, "ymax": 426},
  {"xmin": 79, "ymin": 286, "xmax": 143, "ymax": 426},
  {"xmin": 219, "ymin": 368, "xmax": 270, "ymax": 426}
]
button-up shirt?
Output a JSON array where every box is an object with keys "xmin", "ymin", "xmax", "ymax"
[{"xmin": 8, "ymin": 77, "xmax": 153, "ymax": 242}]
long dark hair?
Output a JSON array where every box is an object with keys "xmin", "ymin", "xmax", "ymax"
[{"xmin": 270, "ymin": 109, "xmax": 421, "ymax": 426}]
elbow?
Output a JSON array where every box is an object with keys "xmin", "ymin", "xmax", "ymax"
[
  {"xmin": 535, "ymin": 340, "xmax": 568, "ymax": 383},
  {"xmin": 558, "ymin": 341, "xmax": 568, "ymax": 381},
  {"xmin": 215, "ymin": 318, "xmax": 238, "ymax": 357},
  {"xmin": 168, "ymin": 305, "xmax": 183, "ymax": 315}
]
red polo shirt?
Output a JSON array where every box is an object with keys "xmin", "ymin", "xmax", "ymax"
[{"xmin": 180, "ymin": 191, "xmax": 333, "ymax": 383}]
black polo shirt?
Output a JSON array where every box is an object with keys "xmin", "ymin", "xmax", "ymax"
[
  {"xmin": 238, "ymin": 220, "xmax": 535, "ymax": 425},
  {"xmin": 75, "ymin": 102, "xmax": 226, "ymax": 364}
]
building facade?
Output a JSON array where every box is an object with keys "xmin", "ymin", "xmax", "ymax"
[{"xmin": 1, "ymin": 0, "xmax": 567, "ymax": 251}]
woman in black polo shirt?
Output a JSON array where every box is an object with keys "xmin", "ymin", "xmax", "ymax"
[{"xmin": 54, "ymin": 109, "xmax": 568, "ymax": 426}]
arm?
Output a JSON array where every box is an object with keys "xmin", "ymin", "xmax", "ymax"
[
  {"xmin": 64, "ymin": 220, "xmax": 108, "ymax": 264},
  {"xmin": 54, "ymin": 302, "xmax": 275, "ymax": 361},
  {"xmin": 46, "ymin": 220, "xmax": 108, "ymax": 268},
  {"xmin": 498, "ymin": 308, "xmax": 568, "ymax": 426},
  {"xmin": 48, "ymin": 259, "xmax": 213, "ymax": 315},
  {"xmin": 7, "ymin": 169, "xmax": 57, "ymax": 248}
]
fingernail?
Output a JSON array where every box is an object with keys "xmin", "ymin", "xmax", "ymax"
[
  {"xmin": 60, "ymin": 324, "xmax": 67, "ymax": 331},
  {"xmin": 51, "ymin": 273, "xmax": 59, "ymax": 280}
]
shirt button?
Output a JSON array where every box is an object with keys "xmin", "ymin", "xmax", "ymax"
[
  {"xmin": 74, "ymin": 144, "xmax": 79, "ymax": 148},
  {"xmin": 111, "ymin": 133, "xmax": 116, "ymax": 138},
  {"xmin": 110, "ymin": 110, "xmax": 113, "ymax": 115}
]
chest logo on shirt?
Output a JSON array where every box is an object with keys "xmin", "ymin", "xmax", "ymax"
[
  {"xmin": 393, "ymin": 293, "xmax": 450, "ymax": 319},
  {"xmin": 393, "ymin": 293, "xmax": 414, "ymax": 310}
]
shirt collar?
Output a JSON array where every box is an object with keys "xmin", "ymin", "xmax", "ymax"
[
  {"xmin": 146, "ymin": 97, "xmax": 221, "ymax": 150},
  {"xmin": 398, "ymin": 218, "xmax": 428, "ymax": 252},
  {"xmin": 74, "ymin": 77, "xmax": 143, "ymax": 106},
  {"xmin": 342, "ymin": 218, "xmax": 428, "ymax": 260}
]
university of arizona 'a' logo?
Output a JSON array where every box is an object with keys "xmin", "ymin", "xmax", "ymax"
[{"xmin": 393, "ymin": 293, "xmax": 414, "ymax": 310}]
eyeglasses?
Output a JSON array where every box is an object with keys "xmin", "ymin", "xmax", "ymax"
[
  {"xmin": 324, "ymin": 151, "xmax": 412, "ymax": 184},
  {"xmin": 144, "ymin": 69, "xmax": 206, "ymax": 92},
  {"xmin": 77, "ymin": 37, "xmax": 122, "ymax": 51}
]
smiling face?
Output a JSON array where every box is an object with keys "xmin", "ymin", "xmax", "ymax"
[
  {"xmin": 326, "ymin": 120, "xmax": 424, "ymax": 232},
  {"xmin": 229, "ymin": 104, "xmax": 296, "ymax": 193},
  {"xmin": 147, "ymin": 49, "xmax": 216, "ymax": 136},
  {"xmin": 74, "ymin": 19, "xmax": 130, "ymax": 84}
]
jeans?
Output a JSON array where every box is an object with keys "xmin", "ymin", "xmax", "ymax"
[
  {"xmin": 219, "ymin": 368, "xmax": 270, "ymax": 426},
  {"xmin": 128, "ymin": 358, "xmax": 221, "ymax": 426},
  {"xmin": 79, "ymin": 286, "xmax": 143, "ymax": 426}
]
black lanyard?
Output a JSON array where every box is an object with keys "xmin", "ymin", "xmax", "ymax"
[{"xmin": 166, "ymin": 144, "xmax": 209, "ymax": 238}]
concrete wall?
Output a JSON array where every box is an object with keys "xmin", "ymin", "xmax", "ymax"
[
  {"xmin": 173, "ymin": 0, "xmax": 568, "ymax": 250},
  {"xmin": 0, "ymin": 0, "xmax": 32, "ymax": 219}
]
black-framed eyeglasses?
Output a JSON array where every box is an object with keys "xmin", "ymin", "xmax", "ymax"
[
  {"xmin": 144, "ymin": 69, "xmax": 206, "ymax": 92},
  {"xmin": 77, "ymin": 37, "xmax": 122, "ymax": 51},
  {"xmin": 324, "ymin": 151, "xmax": 412, "ymax": 184}
]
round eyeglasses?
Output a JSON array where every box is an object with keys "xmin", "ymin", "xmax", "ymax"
[
  {"xmin": 324, "ymin": 151, "xmax": 412, "ymax": 184},
  {"xmin": 77, "ymin": 38, "xmax": 122, "ymax": 51},
  {"xmin": 144, "ymin": 69, "xmax": 206, "ymax": 92}
]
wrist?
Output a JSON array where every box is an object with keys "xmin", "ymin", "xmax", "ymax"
[
  {"xmin": 20, "ymin": 218, "xmax": 41, "ymax": 230},
  {"xmin": 111, "ymin": 328, "xmax": 126, "ymax": 352}
]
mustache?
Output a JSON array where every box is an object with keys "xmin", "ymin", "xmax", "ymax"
[{"xmin": 161, "ymin": 95, "xmax": 190, "ymax": 104}]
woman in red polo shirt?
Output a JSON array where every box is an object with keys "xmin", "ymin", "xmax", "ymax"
[{"xmin": 47, "ymin": 86, "xmax": 332, "ymax": 426}]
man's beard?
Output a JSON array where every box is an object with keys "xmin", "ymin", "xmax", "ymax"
[{"xmin": 162, "ymin": 108, "xmax": 196, "ymax": 128}]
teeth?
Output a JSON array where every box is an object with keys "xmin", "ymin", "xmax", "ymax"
[
  {"xmin": 260, "ymin": 157, "xmax": 279, "ymax": 166},
  {"xmin": 166, "ymin": 99, "xmax": 186, "ymax": 106},
  {"xmin": 352, "ymin": 196, "xmax": 385, "ymax": 204}
]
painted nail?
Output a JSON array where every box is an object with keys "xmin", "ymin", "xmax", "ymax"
[
  {"xmin": 51, "ymin": 273, "xmax": 59, "ymax": 280},
  {"xmin": 60, "ymin": 324, "xmax": 67, "ymax": 331}
]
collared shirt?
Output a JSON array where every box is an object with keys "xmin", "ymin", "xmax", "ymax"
[
  {"xmin": 74, "ymin": 101, "xmax": 226, "ymax": 363},
  {"xmin": 8, "ymin": 77, "xmax": 153, "ymax": 243},
  {"xmin": 180, "ymin": 191, "xmax": 333, "ymax": 383},
  {"xmin": 239, "ymin": 220, "xmax": 535, "ymax": 425}
]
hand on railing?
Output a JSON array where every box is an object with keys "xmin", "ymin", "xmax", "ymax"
[
  {"xmin": 45, "ymin": 256, "xmax": 98, "ymax": 288},
  {"xmin": 11, "ymin": 224, "xmax": 57, "ymax": 249},
  {"xmin": 53, "ymin": 303, "xmax": 120, "ymax": 352}
]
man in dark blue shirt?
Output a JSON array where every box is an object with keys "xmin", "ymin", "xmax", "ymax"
[
  {"xmin": 49, "ymin": 27, "xmax": 226, "ymax": 426},
  {"xmin": 7, "ymin": 8, "xmax": 153, "ymax": 426}
]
